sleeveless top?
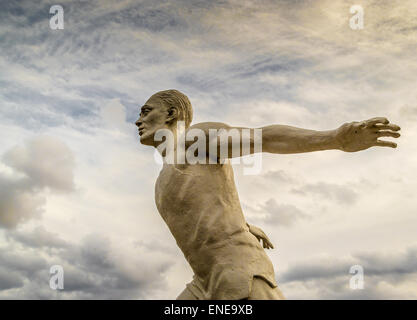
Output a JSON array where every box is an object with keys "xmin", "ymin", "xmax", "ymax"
[{"xmin": 154, "ymin": 161, "xmax": 277, "ymax": 299}]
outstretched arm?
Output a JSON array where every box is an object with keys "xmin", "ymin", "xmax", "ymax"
[
  {"xmin": 189, "ymin": 117, "xmax": 400, "ymax": 157},
  {"xmin": 261, "ymin": 124, "xmax": 340, "ymax": 154},
  {"xmin": 262, "ymin": 116, "xmax": 400, "ymax": 153}
]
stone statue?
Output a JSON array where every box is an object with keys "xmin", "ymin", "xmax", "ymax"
[{"xmin": 135, "ymin": 89, "xmax": 401, "ymax": 300}]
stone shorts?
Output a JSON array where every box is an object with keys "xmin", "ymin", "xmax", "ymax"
[{"xmin": 176, "ymin": 276, "xmax": 285, "ymax": 300}]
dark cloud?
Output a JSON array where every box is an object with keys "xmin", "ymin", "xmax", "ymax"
[
  {"xmin": 282, "ymin": 247, "xmax": 417, "ymax": 284},
  {"xmin": 0, "ymin": 246, "xmax": 48, "ymax": 283},
  {"xmin": 354, "ymin": 247, "xmax": 417, "ymax": 279},
  {"xmin": 0, "ymin": 231, "xmax": 172, "ymax": 299},
  {"xmin": 247, "ymin": 198, "xmax": 309, "ymax": 227},
  {"xmin": 279, "ymin": 246, "xmax": 417, "ymax": 299},
  {"xmin": 7, "ymin": 226, "xmax": 69, "ymax": 249},
  {"xmin": 0, "ymin": 267, "xmax": 24, "ymax": 290},
  {"xmin": 281, "ymin": 257, "xmax": 353, "ymax": 283},
  {"xmin": 291, "ymin": 181, "xmax": 358, "ymax": 205},
  {"xmin": 262, "ymin": 199, "xmax": 309, "ymax": 226}
]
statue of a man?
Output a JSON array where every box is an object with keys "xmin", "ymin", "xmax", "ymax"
[{"xmin": 135, "ymin": 89, "xmax": 401, "ymax": 300}]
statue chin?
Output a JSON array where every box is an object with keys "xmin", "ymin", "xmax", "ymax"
[{"xmin": 140, "ymin": 134, "xmax": 155, "ymax": 146}]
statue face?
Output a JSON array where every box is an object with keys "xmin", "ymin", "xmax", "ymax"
[{"xmin": 135, "ymin": 95, "xmax": 169, "ymax": 146}]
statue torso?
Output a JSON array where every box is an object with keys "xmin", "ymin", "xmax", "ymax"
[{"xmin": 154, "ymin": 161, "xmax": 277, "ymax": 299}]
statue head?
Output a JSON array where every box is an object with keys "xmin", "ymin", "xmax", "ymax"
[{"xmin": 135, "ymin": 89, "xmax": 193, "ymax": 146}]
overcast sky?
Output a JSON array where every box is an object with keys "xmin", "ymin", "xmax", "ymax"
[{"xmin": 0, "ymin": 0, "xmax": 416, "ymax": 299}]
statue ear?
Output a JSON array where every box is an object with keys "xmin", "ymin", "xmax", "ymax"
[{"xmin": 166, "ymin": 107, "xmax": 178, "ymax": 124}]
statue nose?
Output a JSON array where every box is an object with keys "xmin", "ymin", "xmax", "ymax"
[{"xmin": 135, "ymin": 118, "xmax": 142, "ymax": 127}]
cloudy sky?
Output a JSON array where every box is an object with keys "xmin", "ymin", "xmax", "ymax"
[{"xmin": 0, "ymin": 0, "xmax": 416, "ymax": 299}]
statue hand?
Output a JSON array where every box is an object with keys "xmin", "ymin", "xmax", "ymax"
[
  {"xmin": 247, "ymin": 223, "xmax": 274, "ymax": 249},
  {"xmin": 335, "ymin": 117, "xmax": 401, "ymax": 152}
]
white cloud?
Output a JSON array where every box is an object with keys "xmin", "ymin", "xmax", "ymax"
[
  {"xmin": 0, "ymin": 136, "xmax": 75, "ymax": 229},
  {"xmin": 3, "ymin": 136, "xmax": 75, "ymax": 191}
]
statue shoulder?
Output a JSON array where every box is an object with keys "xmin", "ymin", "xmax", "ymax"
[{"xmin": 187, "ymin": 122, "xmax": 232, "ymax": 134}]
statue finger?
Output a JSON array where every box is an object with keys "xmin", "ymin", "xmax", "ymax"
[
  {"xmin": 366, "ymin": 117, "xmax": 389, "ymax": 126},
  {"xmin": 374, "ymin": 140, "xmax": 397, "ymax": 148},
  {"xmin": 376, "ymin": 131, "xmax": 400, "ymax": 138},
  {"xmin": 374, "ymin": 123, "xmax": 401, "ymax": 131}
]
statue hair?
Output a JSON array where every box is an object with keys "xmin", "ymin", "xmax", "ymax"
[{"xmin": 152, "ymin": 89, "xmax": 193, "ymax": 128}]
